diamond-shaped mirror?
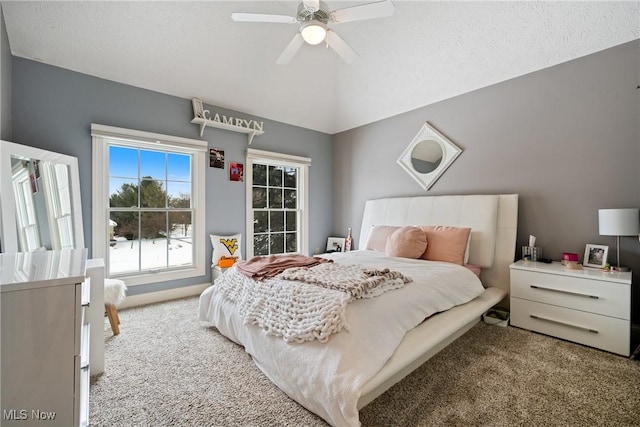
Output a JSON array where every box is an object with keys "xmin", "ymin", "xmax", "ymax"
[{"xmin": 397, "ymin": 122, "xmax": 462, "ymax": 190}]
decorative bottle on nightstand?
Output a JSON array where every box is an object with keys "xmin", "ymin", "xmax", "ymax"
[{"xmin": 345, "ymin": 228, "xmax": 353, "ymax": 252}]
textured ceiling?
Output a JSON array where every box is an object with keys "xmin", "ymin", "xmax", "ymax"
[{"xmin": 2, "ymin": 1, "xmax": 639, "ymax": 134}]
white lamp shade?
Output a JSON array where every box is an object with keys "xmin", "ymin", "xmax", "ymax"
[{"xmin": 598, "ymin": 208, "xmax": 640, "ymax": 236}]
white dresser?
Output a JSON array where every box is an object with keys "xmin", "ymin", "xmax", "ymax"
[
  {"xmin": 0, "ymin": 249, "xmax": 90, "ymax": 426},
  {"xmin": 510, "ymin": 260, "xmax": 631, "ymax": 356}
]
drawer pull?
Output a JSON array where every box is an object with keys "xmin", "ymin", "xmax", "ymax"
[
  {"xmin": 530, "ymin": 285, "xmax": 599, "ymax": 299},
  {"xmin": 82, "ymin": 302, "xmax": 90, "ymax": 307},
  {"xmin": 529, "ymin": 314, "xmax": 598, "ymax": 334}
]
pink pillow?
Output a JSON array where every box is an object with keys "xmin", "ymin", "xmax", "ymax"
[
  {"xmin": 386, "ymin": 226, "xmax": 428, "ymax": 259},
  {"xmin": 420, "ymin": 226, "xmax": 471, "ymax": 265},
  {"xmin": 364, "ymin": 225, "xmax": 401, "ymax": 252}
]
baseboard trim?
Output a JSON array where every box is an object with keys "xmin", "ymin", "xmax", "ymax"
[{"xmin": 119, "ymin": 283, "xmax": 210, "ymax": 309}]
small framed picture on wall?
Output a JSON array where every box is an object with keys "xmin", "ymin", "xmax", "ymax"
[
  {"xmin": 229, "ymin": 162, "xmax": 244, "ymax": 182},
  {"xmin": 210, "ymin": 148, "xmax": 224, "ymax": 169}
]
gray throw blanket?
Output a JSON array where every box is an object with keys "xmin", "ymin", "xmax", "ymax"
[
  {"xmin": 280, "ymin": 263, "xmax": 411, "ymax": 299},
  {"xmin": 215, "ymin": 263, "xmax": 412, "ymax": 343}
]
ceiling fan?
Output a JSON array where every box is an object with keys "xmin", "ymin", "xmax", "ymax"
[{"xmin": 231, "ymin": 0, "xmax": 395, "ymax": 64}]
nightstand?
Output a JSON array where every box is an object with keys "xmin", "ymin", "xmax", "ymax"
[{"xmin": 510, "ymin": 260, "xmax": 631, "ymax": 356}]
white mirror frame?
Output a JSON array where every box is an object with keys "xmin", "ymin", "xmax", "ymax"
[
  {"xmin": 397, "ymin": 122, "xmax": 462, "ymax": 190},
  {"xmin": 0, "ymin": 140, "xmax": 84, "ymax": 253}
]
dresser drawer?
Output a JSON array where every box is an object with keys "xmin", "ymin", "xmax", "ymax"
[
  {"xmin": 511, "ymin": 269, "xmax": 629, "ymax": 320},
  {"xmin": 511, "ymin": 298, "xmax": 629, "ymax": 356}
]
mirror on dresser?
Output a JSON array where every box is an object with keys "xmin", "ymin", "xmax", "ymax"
[{"xmin": 0, "ymin": 140, "xmax": 84, "ymax": 253}]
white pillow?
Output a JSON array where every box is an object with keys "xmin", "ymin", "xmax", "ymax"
[{"xmin": 210, "ymin": 234, "xmax": 242, "ymax": 266}]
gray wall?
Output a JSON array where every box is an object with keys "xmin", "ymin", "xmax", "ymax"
[
  {"xmin": 0, "ymin": 5, "xmax": 11, "ymax": 140},
  {"xmin": 332, "ymin": 40, "xmax": 640, "ymax": 322},
  {"xmin": 11, "ymin": 58, "xmax": 333, "ymax": 295}
]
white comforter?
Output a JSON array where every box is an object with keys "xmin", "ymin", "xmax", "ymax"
[{"xmin": 198, "ymin": 250, "xmax": 485, "ymax": 426}]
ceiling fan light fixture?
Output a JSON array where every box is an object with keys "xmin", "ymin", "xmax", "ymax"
[{"xmin": 300, "ymin": 21, "xmax": 327, "ymax": 45}]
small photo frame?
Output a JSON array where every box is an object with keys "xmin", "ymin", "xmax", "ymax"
[
  {"xmin": 326, "ymin": 237, "xmax": 346, "ymax": 253},
  {"xmin": 209, "ymin": 148, "xmax": 224, "ymax": 169},
  {"xmin": 584, "ymin": 244, "xmax": 608, "ymax": 268},
  {"xmin": 192, "ymin": 98, "xmax": 204, "ymax": 118},
  {"xmin": 229, "ymin": 162, "xmax": 244, "ymax": 182}
]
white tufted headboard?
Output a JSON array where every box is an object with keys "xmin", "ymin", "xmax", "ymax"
[{"xmin": 358, "ymin": 194, "xmax": 518, "ymax": 294}]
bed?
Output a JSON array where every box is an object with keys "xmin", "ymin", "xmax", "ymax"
[{"xmin": 199, "ymin": 194, "xmax": 518, "ymax": 426}]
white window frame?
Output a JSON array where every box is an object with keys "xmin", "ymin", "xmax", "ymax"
[
  {"xmin": 91, "ymin": 124, "xmax": 207, "ymax": 286},
  {"xmin": 11, "ymin": 164, "xmax": 41, "ymax": 252},
  {"xmin": 245, "ymin": 148, "xmax": 311, "ymax": 258}
]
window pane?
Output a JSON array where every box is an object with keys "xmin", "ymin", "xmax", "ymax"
[
  {"xmin": 168, "ymin": 211, "xmax": 192, "ymax": 267},
  {"xmin": 269, "ymin": 166, "xmax": 283, "ymax": 187},
  {"xmin": 286, "ymin": 211, "xmax": 297, "ymax": 232},
  {"xmin": 111, "ymin": 211, "xmax": 138, "ymax": 241},
  {"xmin": 167, "ymin": 182, "xmax": 191, "ymax": 208},
  {"xmin": 168, "ymin": 211, "xmax": 191, "ymax": 239},
  {"xmin": 110, "ymin": 179, "xmax": 139, "ymax": 208},
  {"xmin": 109, "ymin": 211, "xmax": 139, "ymax": 275},
  {"xmin": 268, "ymin": 188, "xmax": 282, "ymax": 209},
  {"xmin": 270, "ymin": 233, "xmax": 284, "ymax": 254},
  {"xmin": 286, "ymin": 233, "xmax": 297, "ymax": 253},
  {"xmin": 140, "ymin": 211, "xmax": 166, "ymax": 240},
  {"xmin": 140, "ymin": 150, "xmax": 166, "ymax": 180},
  {"xmin": 109, "ymin": 146, "xmax": 138, "ymax": 179},
  {"xmin": 253, "ymin": 164, "xmax": 267, "ymax": 186},
  {"xmin": 54, "ymin": 164, "xmax": 72, "ymax": 215},
  {"xmin": 57, "ymin": 216, "xmax": 74, "ymax": 249},
  {"xmin": 253, "ymin": 187, "xmax": 267, "ymax": 209},
  {"xmin": 284, "ymin": 167, "xmax": 297, "ymax": 188},
  {"xmin": 167, "ymin": 153, "xmax": 191, "ymax": 181},
  {"xmin": 254, "ymin": 234, "xmax": 269, "ymax": 256},
  {"xmin": 140, "ymin": 211, "xmax": 167, "ymax": 270},
  {"xmin": 254, "ymin": 211, "xmax": 268, "ymax": 233},
  {"xmin": 284, "ymin": 189, "xmax": 296, "ymax": 209},
  {"xmin": 140, "ymin": 179, "xmax": 167, "ymax": 208},
  {"xmin": 270, "ymin": 211, "xmax": 284, "ymax": 232}
]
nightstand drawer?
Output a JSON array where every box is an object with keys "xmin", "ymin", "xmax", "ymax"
[
  {"xmin": 511, "ymin": 269, "xmax": 629, "ymax": 320},
  {"xmin": 511, "ymin": 298, "xmax": 629, "ymax": 356}
]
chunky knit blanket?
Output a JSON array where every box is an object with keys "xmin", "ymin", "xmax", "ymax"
[{"xmin": 215, "ymin": 263, "xmax": 412, "ymax": 343}]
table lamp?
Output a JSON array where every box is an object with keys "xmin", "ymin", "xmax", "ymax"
[{"xmin": 598, "ymin": 208, "xmax": 639, "ymax": 272}]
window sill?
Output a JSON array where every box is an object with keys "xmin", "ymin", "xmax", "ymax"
[{"xmin": 110, "ymin": 265, "xmax": 205, "ymax": 286}]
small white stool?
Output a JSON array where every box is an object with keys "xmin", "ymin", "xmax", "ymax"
[{"xmin": 104, "ymin": 278, "xmax": 127, "ymax": 335}]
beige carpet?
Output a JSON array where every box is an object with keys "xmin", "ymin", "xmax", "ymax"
[{"xmin": 90, "ymin": 296, "xmax": 640, "ymax": 426}]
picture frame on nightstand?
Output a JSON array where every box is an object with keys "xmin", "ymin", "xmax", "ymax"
[
  {"xmin": 326, "ymin": 237, "xmax": 345, "ymax": 253},
  {"xmin": 584, "ymin": 244, "xmax": 608, "ymax": 268}
]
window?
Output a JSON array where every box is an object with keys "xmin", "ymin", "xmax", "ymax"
[
  {"xmin": 92, "ymin": 124, "xmax": 206, "ymax": 285},
  {"xmin": 41, "ymin": 162, "xmax": 74, "ymax": 249},
  {"xmin": 246, "ymin": 148, "xmax": 310, "ymax": 258},
  {"xmin": 11, "ymin": 162, "xmax": 41, "ymax": 252}
]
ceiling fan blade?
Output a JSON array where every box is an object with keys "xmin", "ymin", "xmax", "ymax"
[
  {"xmin": 276, "ymin": 33, "xmax": 305, "ymax": 65},
  {"xmin": 330, "ymin": 0, "xmax": 395, "ymax": 23},
  {"xmin": 303, "ymin": 0, "xmax": 320, "ymax": 12},
  {"xmin": 231, "ymin": 13, "xmax": 297, "ymax": 24},
  {"xmin": 325, "ymin": 30, "xmax": 358, "ymax": 63}
]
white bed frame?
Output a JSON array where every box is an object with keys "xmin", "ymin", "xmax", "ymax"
[{"xmin": 356, "ymin": 194, "xmax": 518, "ymax": 409}]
